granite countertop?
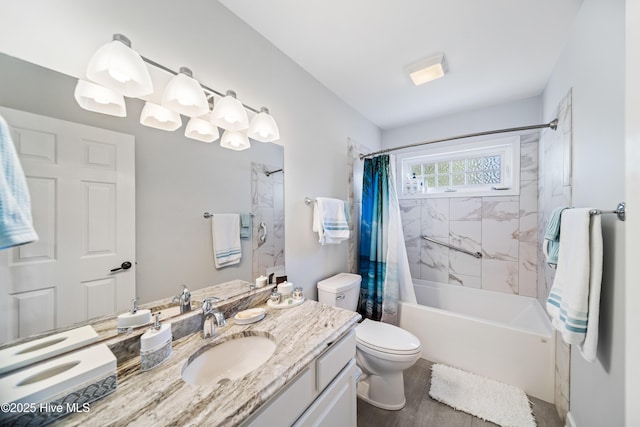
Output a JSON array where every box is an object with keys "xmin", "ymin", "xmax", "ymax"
[
  {"xmin": 61, "ymin": 300, "xmax": 361, "ymax": 427},
  {"xmin": 0, "ymin": 280, "xmax": 273, "ymax": 353}
]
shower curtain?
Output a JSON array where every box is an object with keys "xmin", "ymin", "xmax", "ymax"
[{"xmin": 358, "ymin": 155, "xmax": 416, "ymax": 324}]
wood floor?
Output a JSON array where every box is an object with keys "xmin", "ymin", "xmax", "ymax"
[{"xmin": 357, "ymin": 358, "xmax": 563, "ymax": 427}]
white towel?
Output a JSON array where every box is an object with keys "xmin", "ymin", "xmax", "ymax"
[
  {"xmin": 546, "ymin": 208, "xmax": 603, "ymax": 362},
  {"xmin": 211, "ymin": 214, "xmax": 241, "ymax": 268},
  {"xmin": 312, "ymin": 197, "xmax": 350, "ymax": 245},
  {"xmin": 0, "ymin": 115, "xmax": 38, "ymax": 250}
]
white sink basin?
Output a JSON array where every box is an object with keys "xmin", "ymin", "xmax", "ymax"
[{"xmin": 182, "ymin": 335, "xmax": 276, "ymax": 387}]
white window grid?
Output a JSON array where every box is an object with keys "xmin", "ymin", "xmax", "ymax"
[
  {"xmin": 410, "ymin": 154, "xmax": 502, "ymax": 190},
  {"xmin": 397, "ymin": 136, "xmax": 520, "ymax": 198}
]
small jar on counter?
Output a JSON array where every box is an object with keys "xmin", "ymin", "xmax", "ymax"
[
  {"xmin": 277, "ymin": 282, "xmax": 293, "ymax": 299},
  {"xmin": 255, "ymin": 275, "xmax": 268, "ymax": 288}
]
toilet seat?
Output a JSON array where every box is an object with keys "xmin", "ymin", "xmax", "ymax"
[{"xmin": 356, "ymin": 319, "xmax": 421, "ymax": 356}]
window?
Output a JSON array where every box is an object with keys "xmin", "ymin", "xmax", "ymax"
[{"xmin": 397, "ymin": 136, "xmax": 520, "ymax": 198}]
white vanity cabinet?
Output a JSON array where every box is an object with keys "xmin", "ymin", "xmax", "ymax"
[{"xmin": 244, "ymin": 328, "xmax": 357, "ymax": 427}]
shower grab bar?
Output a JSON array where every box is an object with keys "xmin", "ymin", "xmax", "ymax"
[
  {"xmin": 422, "ymin": 236, "xmax": 482, "ymax": 259},
  {"xmin": 259, "ymin": 222, "xmax": 267, "ymax": 243},
  {"xmin": 203, "ymin": 212, "xmax": 254, "ymax": 219}
]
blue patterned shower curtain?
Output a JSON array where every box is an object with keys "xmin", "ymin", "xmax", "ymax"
[{"xmin": 358, "ymin": 155, "xmax": 416, "ymax": 324}]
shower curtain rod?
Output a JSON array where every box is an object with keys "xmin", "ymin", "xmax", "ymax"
[{"xmin": 359, "ymin": 119, "xmax": 558, "ymax": 160}]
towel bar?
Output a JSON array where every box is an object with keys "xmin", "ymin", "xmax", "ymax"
[
  {"xmin": 588, "ymin": 202, "xmax": 626, "ymax": 221},
  {"xmin": 203, "ymin": 212, "xmax": 254, "ymax": 219},
  {"xmin": 304, "ymin": 197, "xmax": 316, "ymax": 205}
]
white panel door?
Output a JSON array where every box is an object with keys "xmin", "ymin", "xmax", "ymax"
[{"xmin": 0, "ymin": 107, "xmax": 135, "ymax": 343}]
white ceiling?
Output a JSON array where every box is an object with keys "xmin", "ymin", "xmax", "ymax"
[{"xmin": 218, "ymin": 0, "xmax": 583, "ymax": 129}]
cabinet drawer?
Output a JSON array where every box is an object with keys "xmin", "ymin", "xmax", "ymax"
[
  {"xmin": 245, "ymin": 365, "xmax": 315, "ymax": 427},
  {"xmin": 316, "ymin": 329, "xmax": 356, "ymax": 391},
  {"xmin": 294, "ymin": 359, "xmax": 357, "ymax": 427}
]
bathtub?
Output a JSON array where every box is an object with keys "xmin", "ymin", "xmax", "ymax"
[{"xmin": 398, "ymin": 279, "xmax": 555, "ymax": 402}]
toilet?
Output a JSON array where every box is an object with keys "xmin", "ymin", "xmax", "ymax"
[{"xmin": 317, "ymin": 273, "xmax": 422, "ymax": 410}]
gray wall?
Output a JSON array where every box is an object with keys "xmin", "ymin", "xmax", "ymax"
[
  {"xmin": 382, "ymin": 95, "xmax": 542, "ymax": 148},
  {"xmin": 625, "ymin": 2, "xmax": 640, "ymax": 426},
  {"xmin": 542, "ymin": 0, "xmax": 626, "ymax": 425}
]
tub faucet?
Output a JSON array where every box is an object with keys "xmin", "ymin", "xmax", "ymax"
[
  {"xmin": 172, "ymin": 285, "xmax": 192, "ymax": 313},
  {"xmin": 202, "ymin": 297, "xmax": 226, "ymax": 339}
]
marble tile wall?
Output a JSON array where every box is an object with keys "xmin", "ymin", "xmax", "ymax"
[
  {"xmin": 538, "ymin": 90, "xmax": 573, "ymax": 423},
  {"xmin": 398, "ymin": 134, "xmax": 539, "ymax": 297},
  {"xmin": 251, "ymin": 163, "xmax": 285, "ymax": 280}
]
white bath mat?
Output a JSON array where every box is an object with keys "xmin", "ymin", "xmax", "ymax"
[{"xmin": 429, "ymin": 364, "xmax": 536, "ymax": 427}]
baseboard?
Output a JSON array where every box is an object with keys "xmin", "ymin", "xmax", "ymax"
[{"xmin": 565, "ymin": 411, "xmax": 577, "ymax": 427}]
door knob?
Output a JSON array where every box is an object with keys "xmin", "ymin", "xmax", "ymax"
[{"xmin": 110, "ymin": 261, "xmax": 132, "ymax": 272}]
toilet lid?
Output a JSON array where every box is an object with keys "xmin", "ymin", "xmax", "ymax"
[{"xmin": 356, "ymin": 319, "xmax": 421, "ymax": 355}]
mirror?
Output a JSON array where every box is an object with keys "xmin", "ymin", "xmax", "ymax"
[{"xmin": 0, "ymin": 53, "xmax": 285, "ymax": 345}]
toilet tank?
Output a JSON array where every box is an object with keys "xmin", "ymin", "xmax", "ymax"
[{"xmin": 317, "ymin": 273, "xmax": 361, "ymax": 311}]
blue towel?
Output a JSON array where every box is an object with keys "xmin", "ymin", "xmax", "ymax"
[
  {"xmin": 239, "ymin": 213, "xmax": 252, "ymax": 239},
  {"xmin": 0, "ymin": 115, "xmax": 38, "ymax": 250},
  {"xmin": 543, "ymin": 206, "xmax": 568, "ymax": 266}
]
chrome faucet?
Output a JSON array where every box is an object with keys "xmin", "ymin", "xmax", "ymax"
[
  {"xmin": 172, "ymin": 285, "xmax": 192, "ymax": 313},
  {"xmin": 202, "ymin": 297, "xmax": 226, "ymax": 339},
  {"xmin": 130, "ymin": 297, "xmax": 139, "ymax": 314}
]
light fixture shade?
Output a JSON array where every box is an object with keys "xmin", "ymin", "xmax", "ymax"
[
  {"xmin": 407, "ymin": 53, "xmax": 447, "ymax": 86},
  {"xmin": 74, "ymin": 80, "xmax": 126, "ymax": 117},
  {"xmin": 220, "ymin": 130, "xmax": 250, "ymax": 151},
  {"xmin": 211, "ymin": 90, "xmax": 249, "ymax": 131},
  {"xmin": 247, "ymin": 107, "xmax": 280, "ymax": 142},
  {"xmin": 185, "ymin": 117, "xmax": 220, "ymax": 143},
  {"xmin": 162, "ymin": 67, "xmax": 209, "ymax": 117},
  {"xmin": 86, "ymin": 34, "xmax": 153, "ymax": 97},
  {"xmin": 140, "ymin": 102, "xmax": 182, "ymax": 131}
]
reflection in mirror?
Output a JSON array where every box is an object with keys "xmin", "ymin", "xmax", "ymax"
[
  {"xmin": 251, "ymin": 162, "xmax": 285, "ymax": 281},
  {"xmin": 0, "ymin": 53, "xmax": 284, "ymax": 346}
]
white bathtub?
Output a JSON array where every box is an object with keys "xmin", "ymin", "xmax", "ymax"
[{"xmin": 398, "ymin": 279, "xmax": 555, "ymax": 402}]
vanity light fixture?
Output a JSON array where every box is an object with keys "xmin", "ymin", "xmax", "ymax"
[
  {"xmin": 211, "ymin": 90, "xmax": 249, "ymax": 131},
  {"xmin": 76, "ymin": 34, "xmax": 280, "ymax": 149},
  {"xmin": 74, "ymin": 80, "xmax": 126, "ymax": 117},
  {"xmin": 140, "ymin": 101, "xmax": 182, "ymax": 131},
  {"xmin": 220, "ymin": 130, "xmax": 251, "ymax": 151},
  {"xmin": 86, "ymin": 34, "xmax": 153, "ymax": 97},
  {"xmin": 407, "ymin": 53, "xmax": 448, "ymax": 86},
  {"xmin": 185, "ymin": 116, "xmax": 220, "ymax": 143},
  {"xmin": 247, "ymin": 107, "xmax": 280, "ymax": 143},
  {"xmin": 162, "ymin": 67, "xmax": 209, "ymax": 117}
]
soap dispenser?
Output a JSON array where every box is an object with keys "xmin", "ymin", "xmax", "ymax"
[
  {"xmin": 116, "ymin": 298, "xmax": 152, "ymax": 333},
  {"xmin": 140, "ymin": 312, "xmax": 172, "ymax": 371}
]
